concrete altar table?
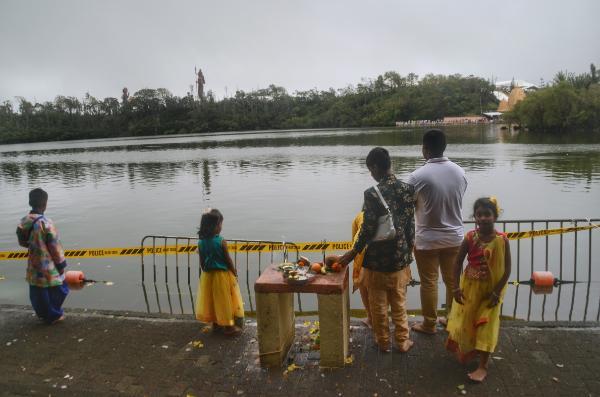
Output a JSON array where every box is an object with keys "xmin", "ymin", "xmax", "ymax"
[{"xmin": 254, "ymin": 264, "xmax": 350, "ymax": 368}]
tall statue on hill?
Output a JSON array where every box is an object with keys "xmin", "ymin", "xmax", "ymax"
[
  {"xmin": 121, "ymin": 87, "xmax": 129, "ymax": 105},
  {"xmin": 196, "ymin": 67, "xmax": 206, "ymax": 100}
]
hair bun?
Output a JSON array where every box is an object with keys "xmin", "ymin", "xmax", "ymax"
[{"xmin": 489, "ymin": 196, "xmax": 501, "ymax": 215}]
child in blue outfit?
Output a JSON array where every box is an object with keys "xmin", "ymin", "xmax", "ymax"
[
  {"xmin": 16, "ymin": 188, "xmax": 69, "ymax": 324},
  {"xmin": 195, "ymin": 208, "xmax": 244, "ymax": 336}
]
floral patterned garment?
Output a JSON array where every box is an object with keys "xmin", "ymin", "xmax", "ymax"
[
  {"xmin": 17, "ymin": 213, "xmax": 65, "ymax": 287},
  {"xmin": 463, "ymin": 230, "xmax": 507, "ymax": 280},
  {"xmin": 353, "ymin": 174, "xmax": 416, "ymax": 272}
]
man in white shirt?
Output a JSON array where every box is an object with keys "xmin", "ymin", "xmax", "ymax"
[{"xmin": 407, "ymin": 129, "xmax": 467, "ymax": 334}]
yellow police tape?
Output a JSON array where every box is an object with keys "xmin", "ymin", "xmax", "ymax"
[{"xmin": 0, "ymin": 224, "xmax": 597, "ymax": 261}]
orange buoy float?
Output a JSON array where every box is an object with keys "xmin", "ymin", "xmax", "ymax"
[
  {"xmin": 530, "ymin": 271, "xmax": 555, "ymax": 295},
  {"xmin": 65, "ymin": 270, "xmax": 85, "ymax": 285},
  {"xmin": 532, "ymin": 284, "xmax": 553, "ymax": 295},
  {"xmin": 531, "ymin": 271, "xmax": 555, "ymax": 287}
]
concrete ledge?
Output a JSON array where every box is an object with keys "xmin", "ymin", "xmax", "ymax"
[{"xmin": 1, "ymin": 304, "xmax": 599, "ymax": 396}]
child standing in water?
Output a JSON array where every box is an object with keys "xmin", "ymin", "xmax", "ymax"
[
  {"xmin": 446, "ymin": 197, "xmax": 511, "ymax": 382},
  {"xmin": 195, "ymin": 208, "xmax": 244, "ymax": 336},
  {"xmin": 16, "ymin": 188, "xmax": 69, "ymax": 324}
]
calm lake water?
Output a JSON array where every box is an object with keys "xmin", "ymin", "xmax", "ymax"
[{"xmin": 1, "ymin": 125, "xmax": 599, "ymax": 321}]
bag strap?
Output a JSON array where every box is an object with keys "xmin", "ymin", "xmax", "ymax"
[
  {"xmin": 24, "ymin": 215, "xmax": 45, "ymax": 243},
  {"xmin": 373, "ymin": 185, "xmax": 392, "ymax": 214}
]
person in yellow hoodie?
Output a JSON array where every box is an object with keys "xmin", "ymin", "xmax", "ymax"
[{"xmin": 351, "ymin": 211, "xmax": 371, "ymax": 328}]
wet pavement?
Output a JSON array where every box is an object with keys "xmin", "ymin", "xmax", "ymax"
[{"xmin": 1, "ymin": 304, "xmax": 599, "ymax": 396}]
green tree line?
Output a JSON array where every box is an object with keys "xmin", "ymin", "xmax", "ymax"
[
  {"xmin": 0, "ymin": 72, "xmax": 497, "ymax": 144},
  {"xmin": 507, "ymin": 64, "xmax": 600, "ymax": 133}
]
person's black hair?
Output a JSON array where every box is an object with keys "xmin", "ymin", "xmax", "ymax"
[
  {"xmin": 198, "ymin": 208, "xmax": 224, "ymax": 239},
  {"xmin": 473, "ymin": 197, "xmax": 499, "ymax": 220},
  {"xmin": 29, "ymin": 188, "xmax": 48, "ymax": 209},
  {"xmin": 365, "ymin": 147, "xmax": 391, "ymax": 171},
  {"xmin": 423, "ymin": 129, "xmax": 447, "ymax": 157}
]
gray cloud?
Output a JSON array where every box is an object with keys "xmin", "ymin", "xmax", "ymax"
[{"xmin": 1, "ymin": 0, "xmax": 599, "ymax": 103}]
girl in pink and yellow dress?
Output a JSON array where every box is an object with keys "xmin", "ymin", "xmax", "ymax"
[{"xmin": 446, "ymin": 197, "xmax": 511, "ymax": 383}]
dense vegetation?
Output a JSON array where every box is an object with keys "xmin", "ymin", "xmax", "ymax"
[
  {"xmin": 507, "ymin": 64, "xmax": 600, "ymax": 133},
  {"xmin": 0, "ymin": 72, "xmax": 497, "ymax": 144}
]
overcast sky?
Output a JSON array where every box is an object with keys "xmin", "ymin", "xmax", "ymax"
[{"xmin": 1, "ymin": 0, "xmax": 599, "ymax": 103}]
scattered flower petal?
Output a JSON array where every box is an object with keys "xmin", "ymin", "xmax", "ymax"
[
  {"xmin": 77, "ymin": 338, "xmax": 84, "ymax": 343},
  {"xmin": 457, "ymin": 384, "xmax": 465, "ymax": 390},
  {"xmin": 192, "ymin": 340, "xmax": 204, "ymax": 348},
  {"xmin": 287, "ymin": 363, "xmax": 302, "ymax": 372},
  {"xmin": 555, "ymin": 363, "xmax": 564, "ymax": 368},
  {"xmin": 161, "ymin": 345, "xmax": 169, "ymax": 349},
  {"xmin": 552, "ymin": 377, "xmax": 559, "ymax": 383},
  {"xmin": 345, "ymin": 355, "xmax": 354, "ymax": 365},
  {"xmin": 492, "ymin": 356, "xmax": 503, "ymax": 360}
]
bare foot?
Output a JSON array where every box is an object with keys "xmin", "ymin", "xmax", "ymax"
[
  {"xmin": 51, "ymin": 315, "xmax": 65, "ymax": 325},
  {"xmin": 375, "ymin": 343, "xmax": 391, "ymax": 353},
  {"xmin": 212, "ymin": 323, "xmax": 223, "ymax": 333},
  {"xmin": 468, "ymin": 367, "xmax": 487, "ymax": 383},
  {"xmin": 361, "ymin": 318, "xmax": 372, "ymax": 329},
  {"xmin": 395, "ymin": 339, "xmax": 414, "ymax": 353},
  {"xmin": 222, "ymin": 325, "xmax": 242, "ymax": 337},
  {"xmin": 411, "ymin": 322, "xmax": 436, "ymax": 335}
]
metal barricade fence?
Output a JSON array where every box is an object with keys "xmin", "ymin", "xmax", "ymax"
[
  {"xmin": 140, "ymin": 218, "xmax": 600, "ymax": 322},
  {"xmin": 140, "ymin": 236, "xmax": 300, "ymax": 315}
]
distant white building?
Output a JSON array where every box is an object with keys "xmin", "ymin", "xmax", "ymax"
[
  {"xmin": 493, "ymin": 91, "xmax": 509, "ymax": 102},
  {"xmin": 495, "ymin": 80, "xmax": 538, "ymax": 91}
]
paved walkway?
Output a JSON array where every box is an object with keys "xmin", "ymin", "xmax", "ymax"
[{"xmin": 1, "ymin": 305, "xmax": 599, "ymax": 396}]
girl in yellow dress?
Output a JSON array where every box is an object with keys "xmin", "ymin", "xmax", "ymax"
[
  {"xmin": 446, "ymin": 197, "xmax": 511, "ymax": 382},
  {"xmin": 195, "ymin": 208, "xmax": 244, "ymax": 336}
]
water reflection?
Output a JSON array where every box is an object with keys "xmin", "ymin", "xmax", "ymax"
[
  {"xmin": 2, "ymin": 127, "xmax": 600, "ymax": 188},
  {"xmin": 503, "ymin": 130, "xmax": 600, "ymax": 144},
  {"xmin": 0, "ymin": 155, "xmax": 505, "ymax": 188},
  {"xmin": 0, "ymin": 125, "xmax": 544, "ymax": 158},
  {"xmin": 524, "ymin": 151, "xmax": 600, "ymax": 186}
]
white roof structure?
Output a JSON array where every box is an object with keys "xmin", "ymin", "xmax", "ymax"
[
  {"xmin": 496, "ymin": 80, "xmax": 538, "ymax": 90},
  {"xmin": 493, "ymin": 91, "xmax": 509, "ymax": 101},
  {"xmin": 483, "ymin": 111, "xmax": 503, "ymax": 117}
]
